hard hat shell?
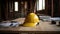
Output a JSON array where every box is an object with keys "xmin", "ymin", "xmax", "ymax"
[{"xmin": 23, "ymin": 13, "xmax": 40, "ymax": 27}]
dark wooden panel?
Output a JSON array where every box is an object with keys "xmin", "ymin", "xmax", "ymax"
[
  {"xmin": 47, "ymin": 0, "xmax": 52, "ymax": 16},
  {"xmin": 0, "ymin": 0, "xmax": 36, "ymax": 21},
  {"xmin": 46, "ymin": 0, "xmax": 60, "ymax": 17},
  {"xmin": 53, "ymin": 0, "xmax": 59, "ymax": 17}
]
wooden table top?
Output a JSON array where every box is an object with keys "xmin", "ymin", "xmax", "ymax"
[{"xmin": 0, "ymin": 18, "xmax": 60, "ymax": 31}]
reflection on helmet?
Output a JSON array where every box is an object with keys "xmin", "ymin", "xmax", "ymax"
[{"xmin": 23, "ymin": 13, "xmax": 40, "ymax": 27}]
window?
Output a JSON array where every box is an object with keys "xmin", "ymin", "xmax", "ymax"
[
  {"xmin": 37, "ymin": 0, "xmax": 45, "ymax": 11},
  {"xmin": 14, "ymin": 2, "xmax": 18, "ymax": 11}
]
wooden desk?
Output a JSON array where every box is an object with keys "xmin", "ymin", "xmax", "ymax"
[{"xmin": 0, "ymin": 18, "xmax": 60, "ymax": 34}]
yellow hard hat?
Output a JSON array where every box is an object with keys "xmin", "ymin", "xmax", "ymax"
[{"xmin": 23, "ymin": 13, "xmax": 40, "ymax": 27}]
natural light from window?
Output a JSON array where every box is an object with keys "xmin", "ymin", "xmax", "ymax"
[
  {"xmin": 15, "ymin": 2, "xmax": 18, "ymax": 11},
  {"xmin": 37, "ymin": 0, "xmax": 45, "ymax": 11}
]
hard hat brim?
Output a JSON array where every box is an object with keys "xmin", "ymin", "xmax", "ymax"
[{"xmin": 23, "ymin": 23, "xmax": 38, "ymax": 27}]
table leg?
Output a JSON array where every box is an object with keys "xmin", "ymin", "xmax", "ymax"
[
  {"xmin": 58, "ymin": 22, "xmax": 60, "ymax": 26},
  {"xmin": 51, "ymin": 21, "xmax": 56, "ymax": 24}
]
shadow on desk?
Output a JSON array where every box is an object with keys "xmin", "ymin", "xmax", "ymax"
[{"xmin": 0, "ymin": 31, "xmax": 60, "ymax": 34}]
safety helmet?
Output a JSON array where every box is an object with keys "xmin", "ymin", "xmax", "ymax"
[{"xmin": 23, "ymin": 13, "xmax": 40, "ymax": 27}]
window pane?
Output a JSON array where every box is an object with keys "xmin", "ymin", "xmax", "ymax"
[
  {"xmin": 15, "ymin": 2, "xmax": 18, "ymax": 11},
  {"xmin": 37, "ymin": 0, "xmax": 39, "ymax": 10},
  {"xmin": 39, "ymin": 0, "xmax": 43, "ymax": 10},
  {"xmin": 37, "ymin": 0, "xmax": 45, "ymax": 11},
  {"xmin": 43, "ymin": 0, "xmax": 45, "ymax": 9}
]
